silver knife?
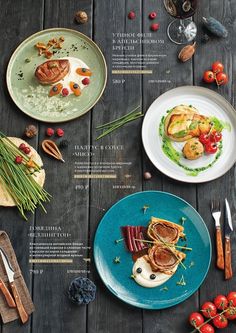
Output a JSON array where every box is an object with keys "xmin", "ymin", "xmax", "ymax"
[
  {"xmin": 225, "ymin": 199, "xmax": 234, "ymax": 280},
  {"xmin": 0, "ymin": 248, "xmax": 28, "ymax": 323}
]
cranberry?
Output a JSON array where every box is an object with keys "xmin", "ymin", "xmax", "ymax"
[
  {"xmin": 56, "ymin": 128, "xmax": 64, "ymax": 137},
  {"xmin": 149, "ymin": 11, "xmax": 157, "ymax": 19},
  {"xmin": 62, "ymin": 88, "xmax": 69, "ymax": 96},
  {"xmin": 15, "ymin": 156, "xmax": 23, "ymax": 164},
  {"xmin": 46, "ymin": 128, "xmax": 54, "ymax": 137},
  {"xmin": 151, "ymin": 23, "xmax": 160, "ymax": 31},
  {"xmin": 128, "ymin": 11, "xmax": 135, "ymax": 20},
  {"xmin": 24, "ymin": 147, "xmax": 31, "ymax": 155},
  {"xmin": 82, "ymin": 78, "xmax": 90, "ymax": 85},
  {"xmin": 19, "ymin": 143, "xmax": 26, "ymax": 151}
]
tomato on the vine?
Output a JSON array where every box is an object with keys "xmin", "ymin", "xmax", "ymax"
[
  {"xmin": 199, "ymin": 133, "xmax": 210, "ymax": 145},
  {"xmin": 210, "ymin": 132, "xmax": 222, "ymax": 143},
  {"xmin": 201, "ymin": 302, "xmax": 217, "ymax": 318},
  {"xmin": 203, "ymin": 71, "xmax": 215, "ymax": 83},
  {"xmin": 212, "ymin": 314, "xmax": 228, "ymax": 329},
  {"xmin": 216, "ymin": 72, "xmax": 228, "ymax": 86},
  {"xmin": 227, "ymin": 291, "xmax": 236, "ymax": 307},
  {"xmin": 205, "ymin": 142, "xmax": 218, "ymax": 154},
  {"xmin": 212, "ymin": 61, "xmax": 224, "ymax": 74},
  {"xmin": 214, "ymin": 294, "xmax": 228, "ymax": 310},
  {"xmin": 199, "ymin": 323, "xmax": 215, "ymax": 333},
  {"xmin": 225, "ymin": 307, "xmax": 236, "ymax": 320},
  {"xmin": 189, "ymin": 312, "xmax": 205, "ymax": 328}
]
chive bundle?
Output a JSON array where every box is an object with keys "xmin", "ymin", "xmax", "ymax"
[
  {"xmin": 96, "ymin": 106, "xmax": 143, "ymax": 140},
  {"xmin": 0, "ymin": 132, "xmax": 51, "ymax": 220}
]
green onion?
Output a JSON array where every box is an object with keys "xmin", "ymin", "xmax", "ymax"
[
  {"xmin": 0, "ymin": 132, "xmax": 51, "ymax": 220},
  {"xmin": 95, "ymin": 106, "xmax": 143, "ymax": 140}
]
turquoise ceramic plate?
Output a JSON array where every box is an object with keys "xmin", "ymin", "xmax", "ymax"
[
  {"xmin": 6, "ymin": 28, "xmax": 107, "ymax": 123},
  {"xmin": 94, "ymin": 191, "xmax": 211, "ymax": 309}
]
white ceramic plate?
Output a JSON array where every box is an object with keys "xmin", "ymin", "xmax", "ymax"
[{"xmin": 142, "ymin": 86, "xmax": 236, "ymax": 183}]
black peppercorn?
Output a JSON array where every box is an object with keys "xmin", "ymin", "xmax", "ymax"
[{"xmin": 59, "ymin": 139, "xmax": 69, "ymax": 149}]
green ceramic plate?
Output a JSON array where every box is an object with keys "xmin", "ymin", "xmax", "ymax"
[{"xmin": 6, "ymin": 28, "xmax": 107, "ymax": 123}]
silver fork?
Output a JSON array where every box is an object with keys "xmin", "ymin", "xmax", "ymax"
[{"xmin": 211, "ymin": 200, "xmax": 224, "ymax": 270}]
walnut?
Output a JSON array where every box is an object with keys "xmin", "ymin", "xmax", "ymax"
[
  {"xmin": 75, "ymin": 10, "xmax": 88, "ymax": 24},
  {"xmin": 24, "ymin": 125, "xmax": 38, "ymax": 138}
]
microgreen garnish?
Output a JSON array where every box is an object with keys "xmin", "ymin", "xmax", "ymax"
[
  {"xmin": 113, "ymin": 256, "xmax": 121, "ymax": 264},
  {"xmin": 176, "ymin": 275, "xmax": 186, "ymax": 286},
  {"xmin": 181, "ymin": 217, "xmax": 187, "ymax": 225},
  {"xmin": 114, "ymin": 238, "xmax": 124, "ymax": 244},
  {"xmin": 160, "ymin": 286, "xmax": 169, "ymax": 291},
  {"xmin": 142, "ymin": 205, "xmax": 150, "ymax": 214},
  {"xmin": 189, "ymin": 261, "xmax": 195, "ymax": 268},
  {"xmin": 134, "ymin": 239, "xmax": 192, "ymax": 251}
]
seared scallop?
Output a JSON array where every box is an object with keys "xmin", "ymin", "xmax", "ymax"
[{"xmin": 183, "ymin": 138, "xmax": 204, "ymax": 160}]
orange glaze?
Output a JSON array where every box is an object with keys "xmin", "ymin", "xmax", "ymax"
[
  {"xmin": 76, "ymin": 67, "xmax": 92, "ymax": 76},
  {"xmin": 69, "ymin": 82, "xmax": 81, "ymax": 96},
  {"xmin": 49, "ymin": 83, "xmax": 63, "ymax": 97}
]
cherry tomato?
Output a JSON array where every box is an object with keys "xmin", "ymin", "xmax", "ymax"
[
  {"xmin": 216, "ymin": 72, "xmax": 228, "ymax": 86},
  {"xmin": 212, "ymin": 314, "xmax": 228, "ymax": 329},
  {"xmin": 214, "ymin": 294, "xmax": 228, "ymax": 310},
  {"xmin": 210, "ymin": 132, "xmax": 222, "ymax": 143},
  {"xmin": 201, "ymin": 302, "xmax": 217, "ymax": 318},
  {"xmin": 200, "ymin": 324, "xmax": 215, "ymax": 333},
  {"xmin": 227, "ymin": 291, "xmax": 236, "ymax": 307},
  {"xmin": 225, "ymin": 307, "xmax": 236, "ymax": 320},
  {"xmin": 203, "ymin": 70, "xmax": 215, "ymax": 83},
  {"xmin": 199, "ymin": 133, "xmax": 210, "ymax": 145},
  {"xmin": 212, "ymin": 61, "xmax": 224, "ymax": 74},
  {"xmin": 205, "ymin": 142, "xmax": 218, "ymax": 154},
  {"xmin": 189, "ymin": 312, "xmax": 205, "ymax": 328}
]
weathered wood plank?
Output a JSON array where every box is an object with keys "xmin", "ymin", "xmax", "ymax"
[
  {"xmin": 0, "ymin": 0, "xmax": 43, "ymax": 332},
  {"xmin": 30, "ymin": 1, "xmax": 93, "ymax": 333},
  {"xmin": 195, "ymin": 1, "xmax": 236, "ymax": 333},
  {"xmin": 142, "ymin": 1, "xmax": 198, "ymax": 332},
  {"xmin": 88, "ymin": 0, "xmax": 143, "ymax": 332}
]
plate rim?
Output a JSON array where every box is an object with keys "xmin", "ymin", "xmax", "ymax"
[
  {"xmin": 93, "ymin": 190, "xmax": 212, "ymax": 309},
  {"xmin": 142, "ymin": 86, "xmax": 236, "ymax": 183},
  {"xmin": 6, "ymin": 27, "xmax": 107, "ymax": 123}
]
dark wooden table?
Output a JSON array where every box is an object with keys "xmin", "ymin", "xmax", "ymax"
[{"xmin": 0, "ymin": 0, "xmax": 235, "ymax": 332}]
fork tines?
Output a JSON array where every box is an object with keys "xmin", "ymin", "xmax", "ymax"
[{"xmin": 211, "ymin": 199, "xmax": 220, "ymax": 213}]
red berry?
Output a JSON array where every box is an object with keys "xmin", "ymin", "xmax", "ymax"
[
  {"xmin": 62, "ymin": 88, "xmax": 69, "ymax": 96},
  {"xmin": 19, "ymin": 143, "xmax": 26, "ymax": 151},
  {"xmin": 56, "ymin": 128, "xmax": 64, "ymax": 137},
  {"xmin": 15, "ymin": 156, "xmax": 23, "ymax": 164},
  {"xmin": 150, "ymin": 23, "xmax": 160, "ymax": 31},
  {"xmin": 82, "ymin": 77, "xmax": 90, "ymax": 85},
  {"xmin": 128, "ymin": 11, "xmax": 135, "ymax": 19},
  {"xmin": 149, "ymin": 11, "xmax": 157, "ymax": 19},
  {"xmin": 23, "ymin": 147, "xmax": 31, "ymax": 155},
  {"xmin": 46, "ymin": 128, "xmax": 54, "ymax": 137}
]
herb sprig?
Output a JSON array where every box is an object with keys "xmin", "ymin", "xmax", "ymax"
[
  {"xmin": 0, "ymin": 132, "xmax": 51, "ymax": 219},
  {"xmin": 96, "ymin": 106, "xmax": 143, "ymax": 140}
]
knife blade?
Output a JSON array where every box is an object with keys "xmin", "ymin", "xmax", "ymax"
[
  {"xmin": 0, "ymin": 248, "xmax": 28, "ymax": 323},
  {"xmin": 224, "ymin": 198, "xmax": 234, "ymax": 280},
  {"xmin": 0, "ymin": 277, "xmax": 16, "ymax": 308}
]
